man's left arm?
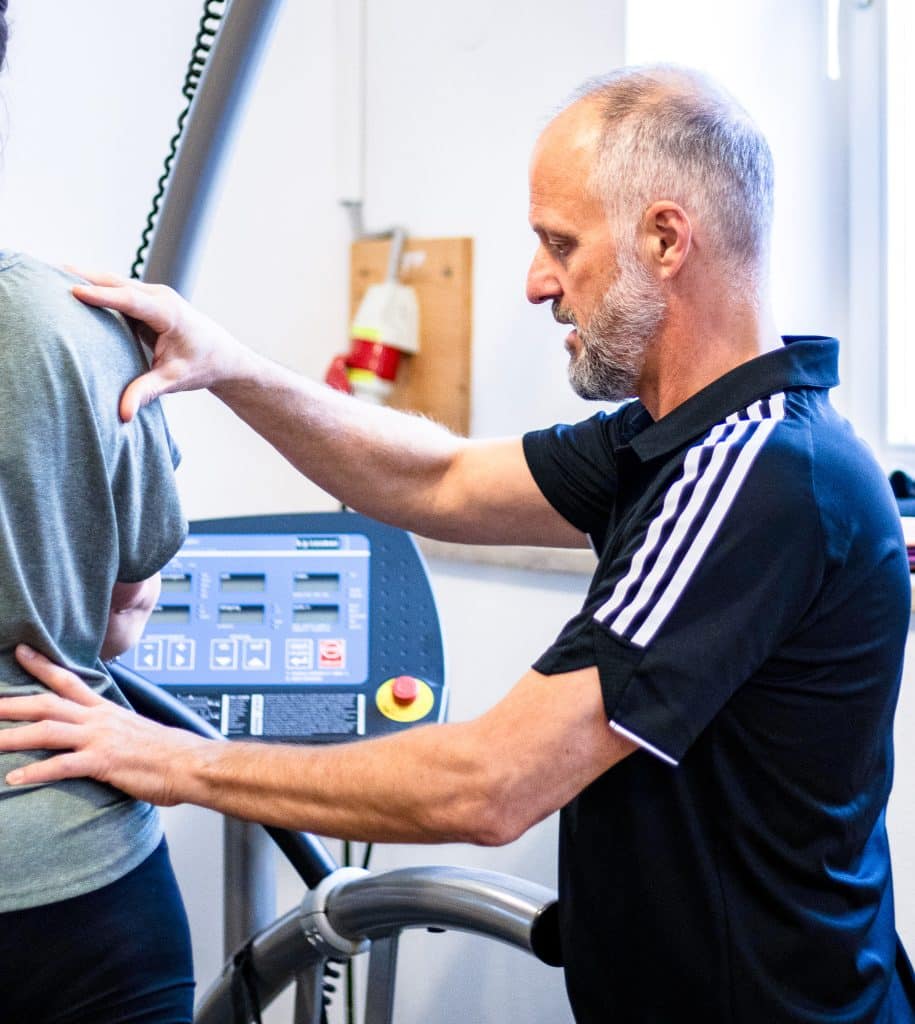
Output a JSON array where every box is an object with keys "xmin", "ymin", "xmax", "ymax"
[{"xmin": 0, "ymin": 648, "xmax": 635, "ymax": 845}]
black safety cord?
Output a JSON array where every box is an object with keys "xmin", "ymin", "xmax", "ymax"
[
  {"xmin": 336, "ymin": 840, "xmax": 375, "ymax": 1024},
  {"xmin": 230, "ymin": 941, "xmax": 263, "ymax": 1024},
  {"xmin": 130, "ymin": 0, "xmax": 228, "ymax": 279}
]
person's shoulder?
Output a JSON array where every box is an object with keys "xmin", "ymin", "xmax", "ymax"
[
  {"xmin": 776, "ymin": 389, "xmax": 879, "ymax": 486},
  {"xmin": 756, "ymin": 390, "xmax": 898, "ymax": 536},
  {"xmin": 0, "ymin": 252, "xmax": 144, "ymax": 368},
  {"xmin": 722, "ymin": 392, "xmax": 819, "ymax": 519},
  {"xmin": 803, "ymin": 396, "xmax": 900, "ymax": 524},
  {"xmin": 0, "ymin": 251, "xmax": 83, "ymax": 312}
]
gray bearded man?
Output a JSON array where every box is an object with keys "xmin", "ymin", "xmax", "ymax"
[{"xmin": 2, "ymin": 65, "xmax": 913, "ymax": 1023}]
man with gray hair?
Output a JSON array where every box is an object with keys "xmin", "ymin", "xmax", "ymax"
[{"xmin": 3, "ymin": 66, "xmax": 913, "ymax": 1022}]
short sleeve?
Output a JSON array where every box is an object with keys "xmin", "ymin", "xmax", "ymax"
[
  {"xmin": 57, "ymin": 286, "xmax": 188, "ymax": 584},
  {"xmin": 39, "ymin": 265, "xmax": 187, "ymax": 584},
  {"xmin": 523, "ymin": 411, "xmax": 620, "ymax": 546},
  {"xmin": 534, "ymin": 416, "xmax": 824, "ymax": 765},
  {"xmin": 109, "ymin": 399, "xmax": 187, "ymax": 582}
]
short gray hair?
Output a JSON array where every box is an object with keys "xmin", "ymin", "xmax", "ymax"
[{"xmin": 570, "ymin": 65, "xmax": 774, "ymax": 280}]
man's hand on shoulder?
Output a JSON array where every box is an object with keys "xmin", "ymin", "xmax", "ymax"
[{"xmin": 68, "ymin": 268, "xmax": 252, "ymax": 422}]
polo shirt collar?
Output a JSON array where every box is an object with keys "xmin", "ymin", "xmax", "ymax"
[{"xmin": 628, "ymin": 336, "xmax": 839, "ymax": 462}]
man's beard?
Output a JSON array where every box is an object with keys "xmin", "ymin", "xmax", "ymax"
[{"xmin": 557, "ymin": 246, "xmax": 667, "ymax": 402}]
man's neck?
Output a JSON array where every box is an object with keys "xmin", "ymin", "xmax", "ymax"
[{"xmin": 639, "ymin": 289, "xmax": 781, "ymax": 420}]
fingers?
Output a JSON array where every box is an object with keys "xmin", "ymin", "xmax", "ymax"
[
  {"xmin": 70, "ymin": 277, "xmax": 193, "ymax": 425},
  {"xmin": 66, "ymin": 265, "xmax": 245, "ymax": 424},
  {"xmin": 0, "ymin": 692, "xmax": 88, "ymax": 724},
  {"xmin": 0, "ymin": 718, "xmax": 84, "ymax": 751},
  {"xmin": 14, "ymin": 645, "xmax": 104, "ymax": 707},
  {"xmin": 2, "ymin": 649, "xmax": 110, "ymax": 788},
  {"xmin": 71, "ymin": 282, "xmax": 177, "ymax": 335},
  {"xmin": 63, "ymin": 265, "xmax": 131, "ymax": 288},
  {"xmin": 6, "ymin": 751, "xmax": 95, "ymax": 787},
  {"xmin": 119, "ymin": 366, "xmax": 183, "ymax": 422}
]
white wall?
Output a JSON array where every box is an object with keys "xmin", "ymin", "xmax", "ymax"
[
  {"xmin": 2, "ymin": 0, "xmax": 913, "ymax": 1020},
  {"xmin": 626, "ymin": 0, "xmax": 851, "ymax": 349}
]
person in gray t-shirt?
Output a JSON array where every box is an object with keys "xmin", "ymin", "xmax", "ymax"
[{"xmin": 0, "ymin": 252, "xmax": 193, "ymax": 1020}]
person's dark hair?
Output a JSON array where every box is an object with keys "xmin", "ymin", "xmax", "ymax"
[{"xmin": 0, "ymin": 0, "xmax": 8, "ymax": 71}]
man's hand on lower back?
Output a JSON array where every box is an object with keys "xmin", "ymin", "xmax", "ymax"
[{"xmin": 0, "ymin": 644, "xmax": 205, "ymax": 805}]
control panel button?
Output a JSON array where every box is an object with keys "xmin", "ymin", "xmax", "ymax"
[
  {"xmin": 210, "ymin": 638, "xmax": 238, "ymax": 670},
  {"xmin": 375, "ymin": 676, "xmax": 434, "ymax": 723},
  {"xmin": 285, "ymin": 638, "xmax": 314, "ymax": 670},
  {"xmin": 319, "ymin": 638, "xmax": 346, "ymax": 670},
  {"xmin": 167, "ymin": 639, "xmax": 195, "ymax": 671},
  {"xmin": 136, "ymin": 639, "xmax": 163, "ymax": 672},
  {"xmin": 392, "ymin": 675, "xmax": 419, "ymax": 705},
  {"xmin": 242, "ymin": 639, "xmax": 271, "ymax": 671}
]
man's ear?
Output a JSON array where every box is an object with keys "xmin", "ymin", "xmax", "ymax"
[{"xmin": 641, "ymin": 201, "xmax": 692, "ymax": 279}]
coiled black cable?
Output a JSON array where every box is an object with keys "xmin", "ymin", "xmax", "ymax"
[{"xmin": 130, "ymin": 0, "xmax": 228, "ymax": 279}]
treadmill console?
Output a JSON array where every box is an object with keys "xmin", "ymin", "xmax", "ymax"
[{"xmin": 118, "ymin": 513, "xmax": 446, "ymax": 742}]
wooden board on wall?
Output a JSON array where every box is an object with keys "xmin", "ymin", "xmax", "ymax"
[{"xmin": 349, "ymin": 236, "xmax": 473, "ymax": 436}]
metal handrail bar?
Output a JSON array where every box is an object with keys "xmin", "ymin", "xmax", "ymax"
[
  {"xmin": 326, "ymin": 866, "xmax": 562, "ymax": 966},
  {"xmin": 193, "ymin": 865, "xmax": 562, "ymax": 1023}
]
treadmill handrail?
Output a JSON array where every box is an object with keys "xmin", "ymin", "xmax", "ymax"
[
  {"xmin": 193, "ymin": 865, "xmax": 562, "ymax": 1024},
  {"xmin": 325, "ymin": 865, "xmax": 562, "ymax": 966},
  {"xmin": 107, "ymin": 660, "xmax": 338, "ymax": 887}
]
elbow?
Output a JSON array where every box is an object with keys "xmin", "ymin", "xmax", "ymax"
[
  {"xmin": 100, "ymin": 609, "xmax": 147, "ymax": 661},
  {"xmin": 102, "ymin": 576, "xmax": 161, "ymax": 660},
  {"xmin": 430, "ymin": 771, "xmax": 536, "ymax": 848},
  {"xmin": 469, "ymin": 807, "xmax": 529, "ymax": 848}
]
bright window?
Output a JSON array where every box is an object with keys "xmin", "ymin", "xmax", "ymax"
[{"xmin": 885, "ymin": 0, "xmax": 915, "ymax": 445}]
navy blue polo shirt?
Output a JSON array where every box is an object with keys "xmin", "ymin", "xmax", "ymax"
[{"xmin": 524, "ymin": 337, "xmax": 915, "ymax": 1023}]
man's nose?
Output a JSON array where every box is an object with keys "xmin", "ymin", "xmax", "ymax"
[{"xmin": 526, "ymin": 248, "xmax": 560, "ymax": 305}]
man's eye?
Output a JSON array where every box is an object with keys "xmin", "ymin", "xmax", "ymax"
[{"xmin": 548, "ymin": 237, "xmax": 573, "ymax": 259}]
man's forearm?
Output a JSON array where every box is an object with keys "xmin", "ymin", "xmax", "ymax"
[
  {"xmin": 211, "ymin": 351, "xmax": 473, "ymax": 540},
  {"xmin": 173, "ymin": 719, "xmax": 506, "ymax": 845},
  {"xmin": 211, "ymin": 352, "xmax": 589, "ymax": 548},
  {"xmin": 160, "ymin": 666, "xmax": 633, "ymax": 845},
  {"xmin": 1, "ymin": 655, "xmax": 633, "ymax": 843}
]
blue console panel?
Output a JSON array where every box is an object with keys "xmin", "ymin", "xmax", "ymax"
[{"xmin": 119, "ymin": 512, "xmax": 447, "ymax": 743}]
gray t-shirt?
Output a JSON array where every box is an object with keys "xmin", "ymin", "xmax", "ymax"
[{"xmin": 0, "ymin": 252, "xmax": 187, "ymax": 911}]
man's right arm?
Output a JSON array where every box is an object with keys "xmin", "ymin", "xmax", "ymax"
[
  {"xmin": 214, "ymin": 353, "xmax": 586, "ymax": 546},
  {"xmin": 72, "ymin": 273, "xmax": 587, "ymax": 548}
]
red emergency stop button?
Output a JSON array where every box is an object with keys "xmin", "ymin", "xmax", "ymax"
[
  {"xmin": 376, "ymin": 676, "xmax": 435, "ymax": 723},
  {"xmin": 392, "ymin": 675, "xmax": 419, "ymax": 705}
]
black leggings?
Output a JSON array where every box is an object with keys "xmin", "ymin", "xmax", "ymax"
[{"xmin": 0, "ymin": 838, "xmax": 195, "ymax": 1023}]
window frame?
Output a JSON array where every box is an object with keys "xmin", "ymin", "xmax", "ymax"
[{"xmin": 846, "ymin": 0, "xmax": 915, "ymax": 472}]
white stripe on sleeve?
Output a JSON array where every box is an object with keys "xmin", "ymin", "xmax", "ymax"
[
  {"xmin": 610, "ymin": 720, "xmax": 679, "ymax": 765},
  {"xmin": 593, "ymin": 412, "xmax": 743, "ymax": 627},
  {"xmin": 596, "ymin": 394, "xmax": 786, "ymax": 648}
]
